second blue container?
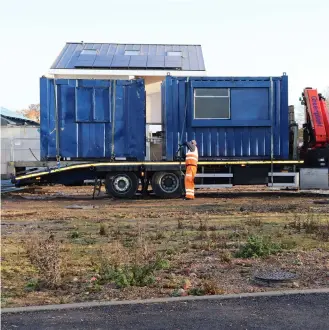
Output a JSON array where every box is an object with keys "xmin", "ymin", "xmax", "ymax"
[{"xmin": 162, "ymin": 74, "xmax": 289, "ymax": 160}]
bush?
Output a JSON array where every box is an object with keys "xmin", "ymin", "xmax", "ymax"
[
  {"xmin": 177, "ymin": 219, "xmax": 183, "ymax": 229},
  {"xmin": 98, "ymin": 254, "xmax": 170, "ymax": 288},
  {"xmin": 94, "ymin": 241, "xmax": 170, "ymax": 288},
  {"xmin": 202, "ymin": 279, "xmax": 224, "ymax": 295},
  {"xmin": 155, "ymin": 230, "xmax": 167, "ymax": 240},
  {"xmin": 316, "ymin": 222, "xmax": 329, "ymax": 241},
  {"xmin": 235, "ymin": 235, "xmax": 281, "ymax": 258},
  {"xmin": 188, "ymin": 280, "xmax": 224, "ymax": 296},
  {"xmin": 70, "ymin": 230, "xmax": 80, "ymax": 239},
  {"xmin": 25, "ymin": 236, "xmax": 63, "ymax": 288},
  {"xmin": 303, "ymin": 218, "xmax": 319, "ymax": 234},
  {"xmin": 219, "ymin": 250, "xmax": 232, "ymax": 263},
  {"xmin": 25, "ymin": 278, "xmax": 40, "ymax": 292},
  {"xmin": 188, "ymin": 288, "xmax": 205, "ymax": 296},
  {"xmin": 165, "ymin": 248, "xmax": 176, "ymax": 256},
  {"xmin": 99, "ymin": 224, "xmax": 108, "ymax": 236}
]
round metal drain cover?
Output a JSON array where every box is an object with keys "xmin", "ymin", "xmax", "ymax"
[
  {"xmin": 313, "ymin": 200, "xmax": 329, "ymax": 205},
  {"xmin": 254, "ymin": 270, "xmax": 298, "ymax": 283}
]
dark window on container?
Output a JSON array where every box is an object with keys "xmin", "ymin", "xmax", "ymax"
[{"xmin": 194, "ymin": 88, "xmax": 230, "ymax": 119}]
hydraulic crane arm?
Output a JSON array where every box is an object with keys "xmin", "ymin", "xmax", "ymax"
[
  {"xmin": 319, "ymin": 93, "xmax": 329, "ymax": 142},
  {"xmin": 301, "ymin": 88, "xmax": 329, "ymax": 149}
]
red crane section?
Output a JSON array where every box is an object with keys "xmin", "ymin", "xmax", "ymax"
[
  {"xmin": 319, "ymin": 94, "xmax": 329, "ymax": 143},
  {"xmin": 302, "ymin": 88, "xmax": 329, "ymax": 148}
]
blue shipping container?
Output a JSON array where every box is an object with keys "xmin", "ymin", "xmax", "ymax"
[
  {"xmin": 40, "ymin": 78, "xmax": 146, "ymax": 161},
  {"xmin": 162, "ymin": 75, "xmax": 289, "ymax": 160}
]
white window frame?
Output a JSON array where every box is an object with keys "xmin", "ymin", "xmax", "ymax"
[
  {"xmin": 124, "ymin": 50, "xmax": 140, "ymax": 56},
  {"xmin": 193, "ymin": 88, "xmax": 231, "ymax": 120}
]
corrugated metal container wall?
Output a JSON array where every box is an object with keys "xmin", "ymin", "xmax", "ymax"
[
  {"xmin": 1, "ymin": 127, "xmax": 40, "ymax": 179},
  {"xmin": 40, "ymin": 78, "xmax": 146, "ymax": 161},
  {"xmin": 162, "ymin": 75, "xmax": 289, "ymax": 160}
]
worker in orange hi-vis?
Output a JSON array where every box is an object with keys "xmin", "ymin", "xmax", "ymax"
[{"xmin": 182, "ymin": 140, "xmax": 198, "ymax": 200}]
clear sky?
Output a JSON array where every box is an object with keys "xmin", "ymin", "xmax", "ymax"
[{"xmin": 1, "ymin": 0, "xmax": 328, "ymax": 121}]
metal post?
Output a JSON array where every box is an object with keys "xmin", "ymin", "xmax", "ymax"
[
  {"xmin": 10, "ymin": 139, "xmax": 14, "ymax": 162},
  {"xmin": 146, "ymin": 124, "xmax": 151, "ymax": 161},
  {"xmin": 54, "ymin": 76, "xmax": 60, "ymax": 159},
  {"xmin": 111, "ymin": 80, "xmax": 116, "ymax": 160},
  {"xmin": 293, "ymin": 124, "xmax": 298, "ymax": 160},
  {"xmin": 270, "ymin": 77, "xmax": 274, "ymax": 187}
]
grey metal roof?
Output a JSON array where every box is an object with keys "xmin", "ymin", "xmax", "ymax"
[
  {"xmin": 0, "ymin": 107, "xmax": 39, "ymax": 126},
  {"xmin": 1, "ymin": 107, "xmax": 29, "ymax": 121},
  {"xmin": 51, "ymin": 43, "xmax": 205, "ymax": 71}
]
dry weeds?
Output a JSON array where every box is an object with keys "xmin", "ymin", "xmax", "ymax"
[{"xmin": 25, "ymin": 235, "xmax": 63, "ymax": 288}]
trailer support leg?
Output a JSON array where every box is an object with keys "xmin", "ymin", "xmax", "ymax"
[
  {"xmin": 92, "ymin": 178, "xmax": 102, "ymax": 199},
  {"xmin": 141, "ymin": 176, "xmax": 150, "ymax": 196}
]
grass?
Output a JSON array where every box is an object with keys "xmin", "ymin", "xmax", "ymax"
[
  {"xmin": 198, "ymin": 219, "xmax": 209, "ymax": 231},
  {"xmin": 289, "ymin": 214, "xmax": 329, "ymax": 242},
  {"xmin": 92, "ymin": 236, "xmax": 170, "ymax": 288},
  {"xmin": 2, "ymin": 191, "xmax": 329, "ymax": 307}
]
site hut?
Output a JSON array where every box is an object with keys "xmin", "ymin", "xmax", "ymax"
[
  {"xmin": 1, "ymin": 107, "xmax": 40, "ymax": 179},
  {"xmin": 47, "ymin": 42, "xmax": 206, "ymax": 160}
]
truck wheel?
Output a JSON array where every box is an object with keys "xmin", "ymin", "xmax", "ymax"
[
  {"xmin": 105, "ymin": 172, "xmax": 138, "ymax": 199},
  {"xmin": 151, "ymin": 171, "xmax": 182, "ymax": 198}
]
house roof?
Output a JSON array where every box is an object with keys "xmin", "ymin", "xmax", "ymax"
[
  {"xmin": 0, "ymin": 107, "xmax": 39, "ymax": 126},
  {"xmin": 51, "ymin": 42, "xmax": 205, "ymax": 71}
]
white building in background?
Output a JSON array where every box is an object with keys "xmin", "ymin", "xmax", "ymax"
[{"xmin": 1, "ymin": 107, "xmax": 40, "ymax": 179}]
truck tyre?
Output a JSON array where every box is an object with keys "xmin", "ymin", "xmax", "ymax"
[
  {"xmin": 105, "ymin": 172, "xmax": 138, "ymax": 199},
  {"xmin": 151, "ymin": 171, "xmax": 182, "ymax": 198}
]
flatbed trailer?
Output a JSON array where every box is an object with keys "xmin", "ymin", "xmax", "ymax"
[{"xmin": 9, "ymin": 159, "xmax": 328, "ymax": 199}]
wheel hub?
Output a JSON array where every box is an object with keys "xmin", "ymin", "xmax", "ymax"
[
  {"xmin": 113, "ymin": 175, "xmax": 131, "ymax": 192},
  {"xmin": 160, "ymin": 173, "xmax": 179, "ymax": 193}
]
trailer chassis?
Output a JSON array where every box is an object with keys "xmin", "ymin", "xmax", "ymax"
[{"xmin": 9, "ymin": 159, "xmax": 328, "ymax": 198}]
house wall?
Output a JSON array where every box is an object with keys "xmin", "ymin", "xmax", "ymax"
[
  {"xmin": 1, "ymin": 126, "xmax": 40, "ymax": 178},
  {"xmin": 143, "ymin": 76, "xmax": 163, "ymax": 124}
]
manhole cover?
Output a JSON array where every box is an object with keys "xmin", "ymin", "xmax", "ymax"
[
  {"xmin": 313, "ymin": 200, "xmax": 329, "ymax": 205},
  {"xmin": 254, "ymin": 270, "xmax": 298, "ymax": 283}
]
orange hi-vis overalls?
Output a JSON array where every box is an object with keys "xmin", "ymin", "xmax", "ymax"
[{"xmin": 185, "ymin": 147, "xmax": 198, "ymax": 199}]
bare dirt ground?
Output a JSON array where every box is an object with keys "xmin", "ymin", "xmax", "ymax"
[{"xmin": 1, "ymin": 185, "xmax": 329, "ymax": 307}]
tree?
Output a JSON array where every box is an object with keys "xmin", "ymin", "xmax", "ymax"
[{"xmin": 20, "ymin": 104, "xmax": 40, "ymax": 123}]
